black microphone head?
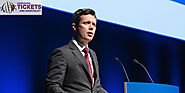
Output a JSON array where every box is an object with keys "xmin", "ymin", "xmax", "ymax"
[
  {"xmin": 114, "ymin": 57, "xmax": 120, "ymax": 62},
  {"xmin": 133, "ymin": 59, "xmax": 139, "ymax": 64}
]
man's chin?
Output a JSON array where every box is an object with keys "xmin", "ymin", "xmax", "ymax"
[{"xmin": 85, "ymin": 38, "xmax": 93, "ymax": 42}]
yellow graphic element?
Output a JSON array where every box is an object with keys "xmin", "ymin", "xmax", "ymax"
[{"xmin": 9, "ymin": 5, "xmax": 11, "ymax": 8}]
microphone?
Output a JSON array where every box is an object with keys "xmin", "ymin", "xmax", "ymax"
[
  {"xmin": 114, "ymin": 57, "xmax": 130, "ymax": 82},
  {"xmin": 133, "ymin": 59, "xmax": 154, "ymax": 83}
]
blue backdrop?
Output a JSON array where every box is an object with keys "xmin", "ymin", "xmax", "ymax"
[{"xmin": 0, "ymin": 7, "xmax": 185, "ymax": 93}]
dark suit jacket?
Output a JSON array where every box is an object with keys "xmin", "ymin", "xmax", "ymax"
[{"xmin": 46, "ymin": 41, "xmax": 107, "ymax": 93}]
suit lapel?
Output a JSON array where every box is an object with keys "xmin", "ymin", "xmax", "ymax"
[{"xmin": 68, "ymin": 41, "xmax": 92, "ymax": 82}]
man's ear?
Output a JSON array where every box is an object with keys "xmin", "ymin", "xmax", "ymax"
[{"xmin": 72, "ymin": 23, "xmax": 77, "ymax": 31}]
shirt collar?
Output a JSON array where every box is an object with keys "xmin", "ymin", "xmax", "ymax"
[{"xmin": 72, "ymin": 37, "xmax": 89, "ymax": 52}]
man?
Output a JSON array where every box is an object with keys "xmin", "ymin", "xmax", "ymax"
[{"xmin": 45, "ymin": 8, "xmax": 108, "ymax": 93}]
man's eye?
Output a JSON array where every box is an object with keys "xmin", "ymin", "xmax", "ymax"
[{"xmin": 84, "ymin": 22, "xmax": 90, "ymax": 24}]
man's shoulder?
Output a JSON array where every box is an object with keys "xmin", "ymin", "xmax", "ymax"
[
  {"xmin": 54, "ymin": 43, "xmax": 71, "ymax": 52},
  {"xmin": 58, "ymin": 44, "xmax": 69, "ymax": 50},
  {"xmin": 89, "ymin": 48, "xmax": 96, "ymax": 55}
]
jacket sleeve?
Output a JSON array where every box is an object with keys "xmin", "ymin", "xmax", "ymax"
[
  {"xmin": 92, "ymin": 50, "xmax": 108, "ymax": 93},
  {"xmin": 45, "ymin": 48, "xmax": 67, "ymax": 93},
  {"xmin": 96, "ymin": 74, "xmax": 108, "ymax": 93}
]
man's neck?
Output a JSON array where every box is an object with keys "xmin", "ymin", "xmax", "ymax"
[{"xmin": 74, "ymin": 37, "xmax": 88, "ymax": 47}]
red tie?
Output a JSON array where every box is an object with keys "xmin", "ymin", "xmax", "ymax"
[{"xmin": 83, "ymin": 48, "xmax": 93, "ymax": 84}]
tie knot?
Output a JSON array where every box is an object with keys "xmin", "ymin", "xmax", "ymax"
[{"xmin": 83, "ymin": 47, "xmax": 88, "ymax": 54}]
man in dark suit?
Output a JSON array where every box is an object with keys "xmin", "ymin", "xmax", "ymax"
[{"xmin": 45, "ymin": 8, "xmax": 108, "ymax": 93}]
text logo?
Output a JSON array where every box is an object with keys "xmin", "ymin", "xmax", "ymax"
[{"xmin": 0, "ymin": 0, "xmax": 42, "ymax": 15}]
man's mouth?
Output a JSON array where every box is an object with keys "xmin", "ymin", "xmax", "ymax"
[{"xmin": 87, "ymin": 32, "xmax": 93, "ymax": 37}]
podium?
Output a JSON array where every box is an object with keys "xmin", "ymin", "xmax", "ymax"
[{"xmin": 124, "ymin": 82, "xmax": 179, "ymax": 93}]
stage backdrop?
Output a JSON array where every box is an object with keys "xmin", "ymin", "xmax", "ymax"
[{"xmin": 0, "ymin": 7, "xmax": 185, "ymax": 93}]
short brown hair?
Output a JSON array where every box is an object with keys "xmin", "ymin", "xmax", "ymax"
[{"xmin": 72, "ymin": 8, "xmax": 96, "ymax": 25}]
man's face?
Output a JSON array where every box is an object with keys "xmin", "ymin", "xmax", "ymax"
[{"xmin": 73, "ymin": 14, "xmax": 97, "ymax": 43}]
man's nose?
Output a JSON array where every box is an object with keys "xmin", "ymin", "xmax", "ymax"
[
  {"xmin": 89, "ymin": 27, "xmax": 93, "ymax": 30},
  {"xmin": 89, "ymin": 24, "xmax": 94, "ymax": 30}
]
